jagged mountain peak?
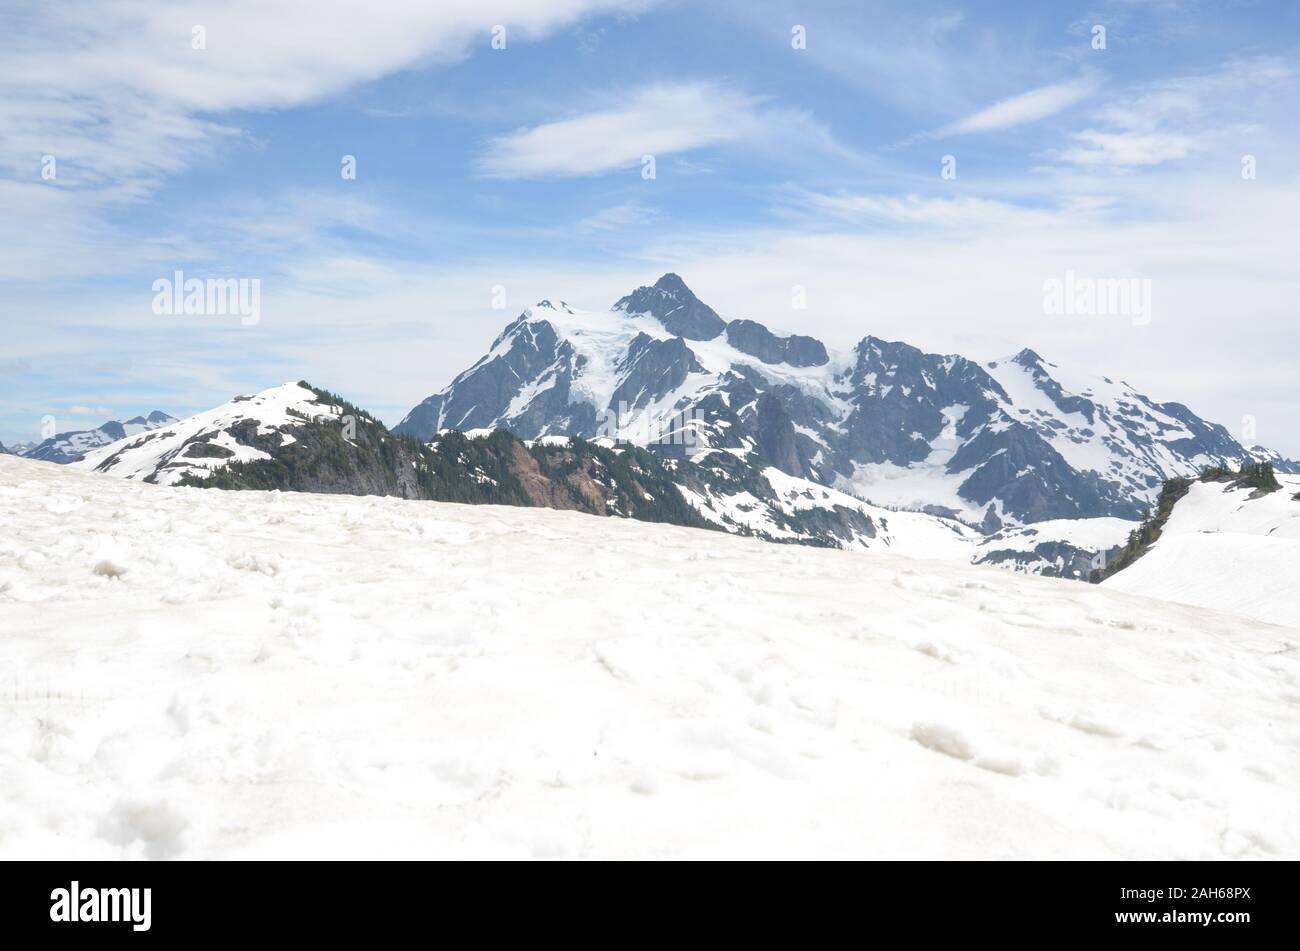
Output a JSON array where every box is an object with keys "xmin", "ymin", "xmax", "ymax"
[
  {"xmin": 852, "ymin": 334, "xmax": 950, "ymax": 364},
  {"xmin": 652, "ymin": 271, "xmax": 690, "ymax": 293},
  {"xmin": 1009, "ymin": 347, "xmax": 1046, "ymax": 368},
  {"xmin": 532, "ymin": 299, "xmax": 575, "ymax": 315},
  {"xmin": 613, "ymin": 272, "xmax": 726, "ymax": 340},
  {"xmin": 123, "ymin": 410, "xmax": 177, "ymax": 428}
]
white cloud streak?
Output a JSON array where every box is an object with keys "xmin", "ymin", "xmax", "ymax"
[
  {"xmin": 576, "ymin": 200, "xmax": 661, "ymax": 232},
  {"xmin": 1055, "ymin": 130, "xmax": 1196, "ymax": 167},
  {"xmin": 935, "ymin": 78, "xmax": 1097, "ymax": 137},
  {"xmin": 477, "ymin": 83, "xmax": 769, "ymax": 179}
]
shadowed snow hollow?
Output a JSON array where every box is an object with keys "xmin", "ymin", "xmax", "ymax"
[{"xmin": 1, "ymin": 454, "xmax": 1297, "ymax": 859}]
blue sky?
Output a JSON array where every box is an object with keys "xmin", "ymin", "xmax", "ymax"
[{"xmin": 2, "ymin": 0, "xmax": 1299, "ymax": 453}]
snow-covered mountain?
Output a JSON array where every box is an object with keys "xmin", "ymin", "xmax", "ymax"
[
  {"xmin": 3, "ymin": 451, "xmax": 1296, "ymax": 859},
  {"xmin": 20, "ymin": 410, "xmax": 176, "ymax": 464},
  {"xmin": 72, "ymin": 384, "xmax": 335, "ymax": 485},
  {"xmin": 1103, "ymin": 470, "xmax": 1300, "ymax": 627},
  {"xmin": 397, "ymin": 274, "xmax": 1289, "ymax": 532}
]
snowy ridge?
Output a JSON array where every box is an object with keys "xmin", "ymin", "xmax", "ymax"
[
  {"xmin": 981, "ymin": 351, "xmax": 1246, "ymax": 509},
  {"xmin": 71, "ymin": 383, "xmax": 340, "ymax": 486},
  {"xmin": 1, "ymin": 453, "xmax": 1296, "ymax": 859},
  {"xmin": 1103, "ymin": 474, "xmax": 1300, "ymax": 626}
]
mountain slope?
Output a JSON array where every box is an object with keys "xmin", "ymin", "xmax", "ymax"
[
  {"xmin": 3, "ymin": 452, "xmax": 1296, "ymax": 859},
  {"xmin": 1101, "ymin": 466, "xmax": 1300, "ymax": 627},
  {"xmin": 69, "ymin": 382, "xmax": 716, "ymax": 530},
  {"xmin": 20, "ymin": 411, "xmax": 176, "ymax": 464},
  {"xmin": 396, "ymin": 274, "xmax": 1285, "ymax": 529}
]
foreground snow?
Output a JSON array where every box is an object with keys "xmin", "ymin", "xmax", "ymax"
[{"xmin": 1, "ymin": 454, "xmax": 1297, "ymax": 859}]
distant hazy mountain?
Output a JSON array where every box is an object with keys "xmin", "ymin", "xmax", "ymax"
[{"xmin": 20, "ymin": 410, "xmax": 176, "ymax": 464}]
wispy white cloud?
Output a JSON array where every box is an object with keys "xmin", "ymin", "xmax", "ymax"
[
  {"xmin": 789, "ymin": 191, "xmax": 1066, "ymax": 232},
  {"xmin": 1, "ymin": 1, "xmax": 654, "ymax": 184},
  {"xmin": 933, "ymin": 78, "xmax": 1097, "ymax": 138},
  {"xmin": 715, "ymin": 0, "xmax": 1016, "ymax": 117},
  {"xmin": 1054, "ymin": 130, "xmax": 1195, "ymax": 167},
  {"xmin": 1051, "ymin": 56, "xmax": 1298, "ymax": 168},
  {"xmin": 0, "ymin": 0, "xmax": 658, "ymax": 283},
  {"xmin": 576, "ymin": 200, "xmax": 660, "ymax": 232},
  {"xmin": 477, "ymin": 82, "xmax": 769, "ymax": 179}
]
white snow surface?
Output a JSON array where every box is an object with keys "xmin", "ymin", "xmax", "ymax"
[
  {"xmin": 2, "ymin": 454, "xmax": 1297, "ymax": 860},
  {"xmin": 1104, "ymin": 475, "xmax": 1300, "ymax": 628}
]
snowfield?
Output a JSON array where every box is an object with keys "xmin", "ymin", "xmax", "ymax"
[{"xmin": 2, "ymin": 454, "xmax": 1298, "ymax": 860}]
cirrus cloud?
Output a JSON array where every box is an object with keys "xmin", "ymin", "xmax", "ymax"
[
  {"xmin": 932, "ymin": 77, "xmax": 1098, "ymax": 138},
  {"xmin": 477, "ymin": 82, "xmax": 762, "ymax": 179},
  {"xmin": 476, "ymin": 81, "xmax": 844, "ymax": 179}
]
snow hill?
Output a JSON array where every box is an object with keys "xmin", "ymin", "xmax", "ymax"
[
  {"xmin": 396, "ymin": 274, "xmax": 1292, "ymax": 530},
  {"xmin": 71, "ymin": 383, "xmax": 333, "ymax": 485},
  {"xmin": 1, "ymin": 453, "xmax": 1296, "ymax": 859},
  {"xmin": 1104, "ymin": 473, "xmax": 1300, "ymax": 627},
  {"xmin": 20, "ymin": 411, "xmax": 176, "ymax": 464}
]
